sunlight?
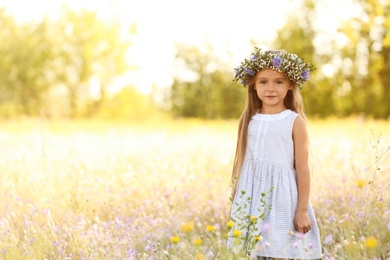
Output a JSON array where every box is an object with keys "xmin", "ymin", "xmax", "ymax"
[{"xmin": 0, "ymin": 0, "xmax": 359, "ymax": 94}]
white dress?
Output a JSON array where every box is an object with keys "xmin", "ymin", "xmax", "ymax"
[{"xmin": 228, "ymin": 109, "xmax": 322, "ymax": 259}]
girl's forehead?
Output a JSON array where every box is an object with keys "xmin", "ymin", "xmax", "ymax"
[{"xmin": 256, "ymin": 69, "xmax": 287, "ymax": 78}]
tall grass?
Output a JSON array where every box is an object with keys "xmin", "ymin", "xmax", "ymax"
[{"xmin": 0, "ymin": 118, "xmax": 389, "ymax": 259}]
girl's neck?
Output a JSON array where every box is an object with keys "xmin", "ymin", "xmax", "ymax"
[{"xmin": 259, "ymin": 106, "xmax": 288, "ymax": 115}]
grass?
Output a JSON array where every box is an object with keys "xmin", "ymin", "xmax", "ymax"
[{"xmin": 0, "ymin": 117, "xmax": 389, "ymax": 259}]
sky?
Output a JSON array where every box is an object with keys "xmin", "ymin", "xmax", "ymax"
[{"xmin": 0, "ymin": 0, "xmax": 360, "ymax": 94}]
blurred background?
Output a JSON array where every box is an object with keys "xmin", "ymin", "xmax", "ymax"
[{"xmin": 0, "ymin": 0, "xmax": 389, "ymax": 120}]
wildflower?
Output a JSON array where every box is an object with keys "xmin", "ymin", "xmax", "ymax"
[
  {"xmin": 227, "ymin": 221, "xmax": 235, "ymax": 230},
  {"xmin": 262, "ymin": 222, "xmax": 270, "ymax": 232},
  {"xmin": 193, "ymin": 238, "xmax": 203, "ymax": 246},
  {"xmin": 301, "ymin": 70, "xmax": 310, "ymax": 80},
  {"xmin": 364, "ymin": 237, "xmax": 378, "ymax": 248},
  {"xmin": 233, "ymin": 229, "xmax": 242, "ymax": 237},
  {"xmin": 272, "ymin": 57, "xmax": 283, "ymax": 67},
  {"xmin": 254, "ymin": 235, "xmax": 262, "ymax": 241},
  {"xmin": 245, "ymin": 69, "xmax": 256, "ymax": 76},
  {"xmin": 357, "ymin": 179, "xmax": 365, "ymax": 188},
  {"xmin": 251, "ymin": 54, "xmax": 257, "ymax": 60},
  {"xmin": 290, "ymin": 54, "xmax": 298, "ymax": 61},
  {"xmin": 206, "ymin": 250, "xmax": 215, "ymax": 259},
  {"xmin": 293, "ymin": 241, "xmax": 299, "ymax": 249},
  {"xmin": 250, "ymin": 216, "xmax": 258, "ymax": 223},
  {"xmin": 324, "ymin": 234, "xmax": 333, "ymax": 244},
  {"xmin": 205, "ymin": 225, "xmax": 215, "ymax": 232},
  {"xmin": 181, "ymin": 222, "xmax": 194, "ymax": 233},
  {"xmin": 328, "ymin": 215, "xmax": 335, "ymax": 222},
  {"xmin": 170, "ymin": 236, "xmax": 180, "ymax": 244}
]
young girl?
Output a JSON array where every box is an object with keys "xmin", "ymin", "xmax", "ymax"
[{"xmin": 228, "ymin": 48, "xmax": 322, "ymax": 259}]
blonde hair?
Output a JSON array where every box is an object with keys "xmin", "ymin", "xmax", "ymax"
[{"xmin": 230, "ymin": 74, "xmax": 307, "ymax": 199}]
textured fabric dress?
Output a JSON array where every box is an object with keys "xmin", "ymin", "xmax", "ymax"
[{"xmin": 228, "ymin": 109, "xmax": 322, "ymax": 259}]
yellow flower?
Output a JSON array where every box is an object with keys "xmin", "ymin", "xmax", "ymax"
[
  {"xmin": 181, "ymin": 222, "xmax": 194, "ymax": 233},
  {"xmin": 250, "ymin": 216, "xmax": 258, "ymax": 223},
  {"xmin": 170, "ymin": 236, "xmax": 180, "ymax": 244},
  {"xmin": 206, "ymin": 225, "xmax": 215, "ymax": 232},
  {"xmin": 254, "ymin": 235, "xmax": 262, "ymax": 241},
  {"xmin": 193, "ymin": 238, "xmax": 203, "ymax": 246},
  {"xmin": 364, "ymin": 237, "xmax": 378, "ymax": 248},
  {"xmin": 233, "ymin": 229, "xmax": 242, "ymax": 237},
  {"xmin": 227, "ymin": 221, "xmax": 235, "ymax": 229},
  {"xmin": 357, "ymin": 179, "xmax": 365, "ymax": 188},
  {"xmin": 195, "ymin": 253, "xmax": 205, "ymax": 260}
]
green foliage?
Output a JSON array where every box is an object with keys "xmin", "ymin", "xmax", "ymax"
[
  {"xmin": 272, "ymin": 0, "xmax": 390, "ymax": 118},
  {"xmin": 0, "ymin": 7, "xmax": 135, "ymax": 118},
  {"xmin": 336, "ymin": 0, "xmax": 390, "ymax": 118},
  {"xmin": 170, "ymin": 44, "xmax": 246, "ymax": 119},
  {"xmin": 272, "ymin": 0, "xmax": 337, "ymax": 117},
  {"xmin": 228, "ymin": 187, "xmax": 273, "ymax": 256},
  {"xmin": 0, "ymin": 9, "xmax": 54, "ymax": 116},
  {"xmin": 51, "ymin": 7, "xmax": 131, "ymax": 117}
]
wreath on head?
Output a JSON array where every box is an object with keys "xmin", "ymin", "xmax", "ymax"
[{"xmin": 233, "ymin": 47, "xmax": 316, "ymax": 89}]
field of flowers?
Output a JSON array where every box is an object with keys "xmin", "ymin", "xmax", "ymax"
[{"xmin": 0, "ymin": 118, "xmax": 389, "ymax": 259}]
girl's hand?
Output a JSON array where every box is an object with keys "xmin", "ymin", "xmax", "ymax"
[{"xmin": 294, "ymin": 210, "xmax": 312, "ymax": 234}]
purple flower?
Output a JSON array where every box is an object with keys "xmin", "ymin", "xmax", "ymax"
[
  {"xmin": 251, "ymin": 54, "xmax": 257, "ymax": 60},
  {"xmin": 262, "ymin": 222, "xmax": 270, "ymax": 232},
  {"xmin": 293, "ymin": 241, "xmax": 299, "ymax": 248},
  {"xmin": 272, "ymin": 56, "xmax": 283, "ymax": 67},
  {"xmin": 324, "ymin": 234, "xmax": 333, "ymax": 244},
  {"xmin": 301, "ymin": 70, "xmax": 310, "ymax": 80},
  {"xmin": 244, "ymin": 69, "xmax": 256, "ymax": 76}
]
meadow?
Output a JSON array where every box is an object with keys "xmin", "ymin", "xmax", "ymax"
[{"xmin": 0, "ymin": 117, "xmax": 389, "ymax": 260}]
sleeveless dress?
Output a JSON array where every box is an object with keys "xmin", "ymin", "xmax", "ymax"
[{"xmin": 228, "ymin": 109, "xmax": 322, "ymax": 259}]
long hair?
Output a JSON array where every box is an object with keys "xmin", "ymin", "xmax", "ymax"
[{"xmin": 230, "ymin": 75, "xmax": 307, "ymax": 200}]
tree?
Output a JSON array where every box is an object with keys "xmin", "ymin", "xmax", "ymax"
[
  {"xmin": 338, "ymin": 0, "xmax": 390, "ymax": 118},
  {"xmin": 50, "ymin": 7, "xmax": 132, "ymax": 117},
  {"xmin": 170, "ymin": 43, "xmax": 245, "ymax": 119},
  {"xmin": 272, "ymin": 0, "xmax": 336, "ymax": 117},
  {"xmin": 0, "ymin": 9, "xmax": 54, "ymax": 116}
]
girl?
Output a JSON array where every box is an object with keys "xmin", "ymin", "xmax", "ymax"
[{"xmin": 228, "ymin": 48, "xmax": 322, "ymax": 259}]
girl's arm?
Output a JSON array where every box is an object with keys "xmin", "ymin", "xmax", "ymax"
[{"xmin": 292, "ymin": 115, "xmax": 312, "ymax": 234}]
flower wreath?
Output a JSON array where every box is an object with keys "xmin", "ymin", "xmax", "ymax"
[{"xmin": 233, "ymin": 47, "xmax": 316, "ymax": 89}]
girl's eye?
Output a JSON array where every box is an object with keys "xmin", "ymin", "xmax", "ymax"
[
  {"xmin": 259, "ymin": 81, "xmax": 267, "ymax": 84},
  {"xmin": 276, "ymin": 81, "xmax": 283, "ymax": 84}
]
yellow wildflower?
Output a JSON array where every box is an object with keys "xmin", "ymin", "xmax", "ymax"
[
  {"xmin": 364, "ymin": 237, "xmax": 378, "ymax": 248},
  {"xmin": 181, "ymin": 222, "xmax": 194, "ymax": 233},
  {"xmin": 250, "ymin": 216, "xmax": 258, "ymax": 223},
  {"xmin": 170, "ymin": 236, "xmax": 180, "ymax": 244},
  {"xmin": 255, "ymin": 235, "xmax": 262, "ymax": 241},
  {"xmin": 193, "ymin": 238, "xmax": 203, "ymax": 246},
  {"xmin": 233, "ymin": 229, "xmax": 242, "ymax": 237},
  {"xmin": 195, "ymin": 253, "xmax": 205, "ymax": 260},
  {"xmin": 357, "ymin": 179, "xmax": 365, "ymax": 188},
  {"xmin": 206, "ymin": 225, "xmax": 215, "ymax": 232},
  {"xmin": 227, "ymin": 221, "xmax": 235, "ymax": 229}
]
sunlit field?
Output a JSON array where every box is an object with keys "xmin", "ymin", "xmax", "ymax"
[{"xmin": 0, "ymin": 118, "xmax": 389, "ymax": 259}]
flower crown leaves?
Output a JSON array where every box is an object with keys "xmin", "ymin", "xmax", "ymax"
[{"xmin": 233, "ymin": 47, "xmax": 316, "ymax": 89}]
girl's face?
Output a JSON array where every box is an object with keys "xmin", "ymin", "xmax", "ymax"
[{"xmin": 254, "ymin": 69, "xmax": 292, "ymax": 113}]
